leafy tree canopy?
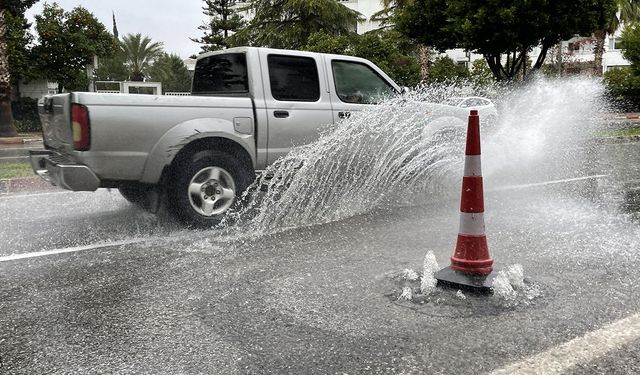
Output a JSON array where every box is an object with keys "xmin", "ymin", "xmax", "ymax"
[
  {"xmin": 231, "ymin": 0, "xmax": 363, "ymax": 49},
  {"xmin": 147, "ymin": 53, "xmax": 192, "ymax": 93},
  {"xmin": 395, "ymin": 0, "xmax": 616, "ymax": 81},
  {"xmin": 192, "ymin": 0, "xmax": 245, "ymax": 53},
  {"xmin": 622, "ymin": 23, "xmax": 640, "ymax": 73},
  {"xmin": 3, "ymin": 0, "xmax": 39, "ymax": 15},
  {"xmin": 426, "ymin": 56, "xmax": 469, "ymax": 83},
  {"xmin": 4, "ymin": 7, "xmax": 35, "ymax": 83},
  {"xmin": 0, "ymin": 0, "xmax": 39, "ymax": 137},
  {"xmin": 32, "ymin": 3, "xmax": 115, "ymax": 91}
]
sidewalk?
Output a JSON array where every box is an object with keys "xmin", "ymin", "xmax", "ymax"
[{"xmin": 0, "ymin": 133, "xmax": 50, "ymax": 194}]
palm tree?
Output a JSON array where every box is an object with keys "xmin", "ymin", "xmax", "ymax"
[
  {"xmin": 594, "ymin": 0, "xmax": 640, "ymax": 75},
  {"xmin": 120, "ymin": 33, "xmax": 164, "ymax": 81}
]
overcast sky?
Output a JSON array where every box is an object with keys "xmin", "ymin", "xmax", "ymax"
[{"xmin": 25, "ymin": 0, "xmax": 208, "ymax": 59}]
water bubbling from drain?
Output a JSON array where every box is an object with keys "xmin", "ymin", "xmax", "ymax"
[{"xmin": 219, "ymin": 77, "xmax": 607, "ymax": 237}]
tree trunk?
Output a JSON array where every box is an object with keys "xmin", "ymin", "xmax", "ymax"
[
  {"xmin": 593, "ymin": 29, "xmax": 606, "ymax": 76},
  {"xmin": 418, "ymin": 44, "xmax": 430, "ymax": 82},
  {"xmin": 0, "ymin": 9, "xmax": 18, "ymax": 138}
]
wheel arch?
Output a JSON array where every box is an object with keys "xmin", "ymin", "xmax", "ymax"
[
  {"xmin": 139, "ymin": 118, "xmax": 256, "ymax": 184},
  {"xmin": 167, "ymin": 137, "xmax": 254, "ymax": 182}
]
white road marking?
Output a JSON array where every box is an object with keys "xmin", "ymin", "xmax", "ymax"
[
  {"xmin": 0, "ymin": 190, "xmax": 71, "ymax": 199},
  {"xmin": 0, "ymin": 239, "xmax": 146, "ymax": 263},
  {"xmin": 492, "ymin": 174, "xmax": 608, "ymax": 191},
  {"xmin": 490, "ymin": 313, "xmax": 640, "ymax": 374}
]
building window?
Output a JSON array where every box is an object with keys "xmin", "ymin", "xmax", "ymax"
[{"xmin": 609, "ymin": 37, "xmax": 624, "ymax": 51}]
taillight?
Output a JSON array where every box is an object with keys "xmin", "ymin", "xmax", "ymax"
[{"xmin": 71, "ymin": 104, "xmax": 90, "ymax": 151}]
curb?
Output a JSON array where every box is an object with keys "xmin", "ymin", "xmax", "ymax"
[
  {"xmin": 593, "ymin": 135, "xmax": 640, "ymax": 144},
  {"xmin": 0, "ymin": 137, "xmax": 24, "ymax": 145},
  {"xmin": 0, "ymin": 176, "xmax": 58, "ymax": 194}
]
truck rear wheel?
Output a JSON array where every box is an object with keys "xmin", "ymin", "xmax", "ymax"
[{"xmin": 168, "ymin": 149, "xmax": 254, "ymax": 227}]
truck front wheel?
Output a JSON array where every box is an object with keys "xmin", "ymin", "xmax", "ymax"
[{"xmin": 168, "ymin": 150, "xmax": 254, "ymax": 227}]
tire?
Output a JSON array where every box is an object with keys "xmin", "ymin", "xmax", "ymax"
[
  {"xmin": 119, "ymin": 183, "xmax": 152, "ymax": 209},
  {"xmin": 168, "ymin": 149, "xmax": 255, "ymax": 227}
]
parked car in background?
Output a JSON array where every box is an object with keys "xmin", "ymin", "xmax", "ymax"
[{"xmin": 441, "ymin": 96, "xmax": 498, "ymax": 127}]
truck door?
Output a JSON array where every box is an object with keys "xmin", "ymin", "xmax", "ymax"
[
  {"xmin": 324, "ymin": 57, "xmax": 399, "ymax": 123},
  {"xmin": 259, "ymin": 50, "xmax": 334, "ymax": 164}
]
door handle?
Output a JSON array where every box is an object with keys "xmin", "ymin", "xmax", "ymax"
[
  {"xmin": 338, "ymin": 111, "xmax": 351, "ymax": 119},
  {"xmin": 274, "ymin": 110, "xmax": 289, "ymax": 118}
]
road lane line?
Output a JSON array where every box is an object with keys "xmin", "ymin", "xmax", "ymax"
[
  {"xmin": 0, "ymin": 191, "xmax": 73, "ymax": 199},
  {"xmin": 490, "ymin": 313, "xmax": 640, "ymax": 374},
  {"xmin": 491, "ymin": 174, "xmax": 608, "ymax": 192},
  {"xmin": 0, "ymin": 239, "xmax": 146, "ymax": 263}
]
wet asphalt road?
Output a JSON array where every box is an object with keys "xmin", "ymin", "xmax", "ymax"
[{"xmin": 1, "ymin": 142, "xmax": 640, "ymax": 374}]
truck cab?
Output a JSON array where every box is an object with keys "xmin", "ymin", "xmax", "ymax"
[{"xmin": 31, "ymin": 47, "xmax": 401, "ymax": 227}]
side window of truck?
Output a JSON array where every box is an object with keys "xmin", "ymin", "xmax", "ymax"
[
  {"xmin": 192, "ymin": 53, "xmax": 249, "ymax": 95},
  {"xmin": 332, "ymin": 60, "xmax": 395, "ymax": 104},
  {"xmin": 268, "ymin": 55, "xmax": 320, "ymax": 102}
]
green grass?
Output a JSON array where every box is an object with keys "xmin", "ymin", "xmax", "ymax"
[
  {"xmin": 0, "ymin": 163, "xmax": 35, "ymax": 179},
  {"xmin": 600, "ymin": 127, "xmax": 640, "ymax": 138}
]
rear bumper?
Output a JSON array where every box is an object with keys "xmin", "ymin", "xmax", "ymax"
[{"xmin": 29, "ymin": 150, "xmax": 100, "ymax": 191}]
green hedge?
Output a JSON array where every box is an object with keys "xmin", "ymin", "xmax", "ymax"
[
  {"xmin": 12, "ymin": 97, "xmax": 41, "ymax": 133},
  {"xmin": 603, "ymin": 67, "xmax": 640, "ymax": 112}
]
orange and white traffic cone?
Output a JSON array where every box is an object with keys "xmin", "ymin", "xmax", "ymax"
[{"xmin": 435, "ymin": 110, "xmax": 496, "ymax": 293}]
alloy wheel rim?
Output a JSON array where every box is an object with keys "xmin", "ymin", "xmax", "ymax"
[{"xmin": 187, "ymin": 166, "xmax": 236, "ymax": 217}]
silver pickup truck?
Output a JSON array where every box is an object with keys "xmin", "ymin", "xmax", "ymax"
[{"xmin": 31, "ymin": 47, "xmax": 402, "ymax": 226}]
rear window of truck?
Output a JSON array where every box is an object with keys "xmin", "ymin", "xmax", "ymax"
[{"xmin": 192, "ymin": 53, "xmax": 249, "ymax": 95}]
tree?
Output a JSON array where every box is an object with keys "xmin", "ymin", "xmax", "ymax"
[
  {"xmin": 470, "ymin": 59, "xmax": 495, "ymax": 88},
  {"xmin": 94, "ymin": 12, "xmax": 128, "ymax": 82},
  {"xmin": 231, "ymin": 0, "xmax": 362, "ymax": 49},
  {"xmin": 396, "ymin": 0, "xmax": 617, "ymax": 81},
  {"xmin": 426, "ymin": 56, "xmax": 469, "ymax": 83},
  {"xmin": 94, "ymin": 56, "xmax": 129, "ymax": 81},
  {"xmin": 0, "ymin": 0, "xmax": 38, "ymax": 137},
  {"xmin": 192, "ymin": 0, "xmax": 245, "ymax": 53},
  {"xmin": 594, "ymin": 0, "xmax": 640, "ymax": 76},
  {"xmin": 305, "ymin": 29, "xmax": 421, "ymax": 87},
  {"xmin": 32, "ymin": 4, "xmax": 115, "ymax": 92},
  {"xmin": 120, "ymin": 33, "xmax": 164, "ymax": 81},
  {"xmin": 371, "ymin": 0, "xmax": 431, "ymax": 81},
  {"xmin": 603, "ymin": 23, "xmax": 640, "ymax": 110},
  {"xmin": 621, "ymin": 23, "xmax": 640, "ymax": 71},
  {"xmin": 147, "ymin": 53, "xmax": 192, "ymax": 93}
]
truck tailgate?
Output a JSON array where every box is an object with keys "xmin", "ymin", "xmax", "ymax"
[{"xmin": 39, "ymin": 93, "xmax": 74, "ymax": 153}]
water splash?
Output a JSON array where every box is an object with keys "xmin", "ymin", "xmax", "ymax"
[
  {"xmin": 219, "ymin": 77, "xmax": 608, "ymax": 238},
  {"xmin": 421, "ymin": 251, "xmax": 439, "ymax": 295}
]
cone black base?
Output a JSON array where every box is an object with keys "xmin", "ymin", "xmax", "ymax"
[{"xmin": 434, "ymin": 267, "xmax": 498, "ymax": 294}]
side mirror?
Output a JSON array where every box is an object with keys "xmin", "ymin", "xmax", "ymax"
[{"xmin": 401, "ymin": 86, "xmax": 411, "ymax": 95}]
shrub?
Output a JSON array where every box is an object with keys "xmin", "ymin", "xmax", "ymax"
[
  {"xmin": 603, "ymin": 67, "xmax": 640, "ymax": 112},
  {"xmin": 11, "ymin": 97, "xmax": 41, "ymax": 133}
]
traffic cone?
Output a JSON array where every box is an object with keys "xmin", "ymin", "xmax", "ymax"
[{"xmin": 434, "ymin": 110, "xmax": 496, "ymax": 293}]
